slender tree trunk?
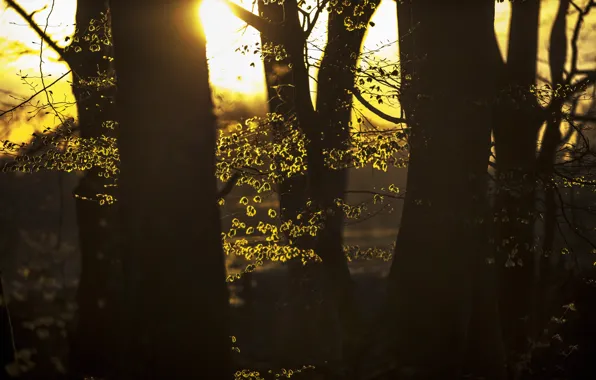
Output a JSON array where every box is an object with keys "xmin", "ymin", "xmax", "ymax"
[
  {"xmin": 257, "ymin": 0, "xmax": 314, "ymax": 366},
  {"xmin": 313, "ymin": 0, "xmax": 379, "ymax": 365},
  {"xmin": 388, "ymin": 1, "xmax": 500, "ymax": 377},
  {"xmin": 65, "ymin": 2, "xmax": 121, "ymax": 377},
  {"xmin": 258, "ymin": 0, "xmax": 377, "ymax": 369},
  {"xmin": 492, "ymin": 1, "xmax": 542, "ymax": 371},
  {"xmin": 259, "ymin": 1, "xmax": 378, "ymax": 368},
  {"xmin": 0, "ymin": 271, "xmax": 16, "ymax": 377},
  {"xmin": 536, "ymin": 0, "xmax": 570, "ymax": 347},
  {"xmin": 110, "ymin": 1, "xmax": 230, "ymax": 378}
]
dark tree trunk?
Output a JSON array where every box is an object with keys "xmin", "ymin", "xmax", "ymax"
[
  {"xmin": 110, "ymin": 1, "xmax": 230, "ymax": 378},
  {"xmin": 492, "ymin": 0, "xmax": 542, "ymax": 371},
  {"xmin": 257, "ymin": 0, "xmax": 313, "ymax": 366},
  {"xmin": 258, "ymin": 0, "xmax": 379, "ymax": 369},
  {"xmin": 313, "ymin": 0, "xmax": 379, "ymax": 365},
  {"xmin": 536, "ymin": 0, "xmax": 570, "ymax": 347},
  {"xmin": 0, "ymin": 271, "xmax": 16, "ymax": 377},
  {"xmin": 388, "ymin": 1, "xmax": 502, "ymax": 378},
  {"xmin": 65, "ymin": 1, "xmax": 121, "ymax": 377}
]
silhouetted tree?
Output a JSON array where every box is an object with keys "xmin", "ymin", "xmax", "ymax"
[
  {"xmin": 237, "ymin": 0, "xmax": 380, "ymax": 370},
  {"xmin": 4, "ymin": 1, "xmax": 120, "ymax": 376},
  {"xmin": 492, "ymin": 1, "xmax": 595, "ymax": 375},
  {"xmin": 388, "ymin": 1, "xmax": 504, "ymax": 378},
  {"xmin": 492, "ymin": 1, "xmax": 542, "ymax": 370},
  {"xmin": 110, "ymin": 0, "xmax": 230, "ymax": 378},
  {"xmin": 0, "ymin": 271, "xmax": 17, "ymax": 377}
]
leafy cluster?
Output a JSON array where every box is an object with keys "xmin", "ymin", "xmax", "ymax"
[
  {"xmin": 328, "ymin": 0, "xmax": 379, "ymax": 32},
  {"xmin": 64, "ymin": 11, "xmax": 112, "ymax": 56}
]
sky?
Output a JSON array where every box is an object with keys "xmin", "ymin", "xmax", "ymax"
[{"xmin": 0, "ymin": 0, "xmax": 594, "ymax": 144}]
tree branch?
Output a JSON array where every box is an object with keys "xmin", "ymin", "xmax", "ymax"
[
  {"xmin": 566, "ymin": 0, "xmax": 594, "ymax": 83},
  {"xmin": 4, "ymin": 0, "xmax": 68, "ymax": 62},
  {"xmin": 351, "ymin": 89, "xmax": 407, "ymax": 125},
  {"xmin": 567, "ymin": 114, "xmax": 596, "ymax": 123},
  {"xmin": 223, "ymin": 0, "xmax": 282, "ymax": 37},
  {"xmin": 305, "ymin": 0, "xmax": 330, "ymax": 38},
  {"xmin": 217, "ymin": 171, "xmax": 241, "ymax": 198},
  {"xmin": 0, "ymin": 70, "xmax": 72, "ymax": 117},
  {"xmin": 345, "ymin": 189, "xmax": 404, "ymax": 200}
]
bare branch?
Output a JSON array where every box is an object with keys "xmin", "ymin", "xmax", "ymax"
[
  {"xmin": 223, "ymin": 0, "xmax": 282, "ymax": 37},
  {"xmin": 305, "ymin": 0, "xmax": 330, "ymax": 38},
  {"xmin": 217, "ymin": 171, "xmax": 241, "ymax": 198},
  {"xmin": 345, "ymin": 189, "xmax": 404, "ymax": 200},
  {"xmin": 567, "ymin": 113, "xmax": 596, "ymax": 123},
  {"xmin": 38, "ymin": 0, "xmax": 63, "ymax": 122},
  {"xmin": 553, "ymin": 183, "xmax": 596, "ymax": 252},
  {"xmin": 0, "ymin": 70, "xmax": 72, "ymax": 118},
  {"xmin": 351, "ymin": 89, "xmax": 407, "ymax": 125},
  {"xmin": 566, "ymin": 0, "xmax": 594, "ymax": 82},
  {"xmin": 4, "ymin": 0, "xmax": 67, "ymax": 62}
]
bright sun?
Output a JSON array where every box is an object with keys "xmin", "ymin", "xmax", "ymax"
[
  {"xmin": 198, "ymin": 0, "xmax": 265, "ymax": 94},
  {"xmin": 198, "ymin": 0, "xmax": 235, "ymax": 38}
]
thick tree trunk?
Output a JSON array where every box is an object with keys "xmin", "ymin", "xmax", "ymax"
[
  {"xmin": 65, "ymin": 2, "xmax": 121, "ymax": 377},
  {"xmin": 388, "ymin": 1, "xmax": 501, "ymax": 377},
  {"xmin": 110, "ymin": 1, "xmax": 230, "ymax": 378}
]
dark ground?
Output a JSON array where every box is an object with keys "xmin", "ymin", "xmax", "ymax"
[{"xmin": 1, "ymin": 168, "xmax": 596, "ymax": 379}]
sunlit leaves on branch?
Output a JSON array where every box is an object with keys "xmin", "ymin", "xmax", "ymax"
[{"xmin": 3, "ymin": 5, "xmax": 409, "ymax": 285}]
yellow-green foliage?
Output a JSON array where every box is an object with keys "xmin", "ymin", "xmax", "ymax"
[
  {"xmin": 327, "ymin": 0, "xmax": 379, "ymax": 31},
  {"xmin": 0, "ymin": 3, "xmax": 408, "ymax": 283},
  {"xmin": 233, "ymin": 365, "xmax": 317, "ymax": 380},
  {"xmin": 64, "ymin": 11, "xmax": 112, "ymax": 55}
]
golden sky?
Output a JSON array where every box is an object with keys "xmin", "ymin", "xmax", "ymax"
[{"xmin": 0, "ymin": 0, "xmax": 594, "ymax": 144}]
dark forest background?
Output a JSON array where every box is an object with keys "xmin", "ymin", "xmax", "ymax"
[{"xmin": 1, "ymin": 0, "xmax": 596, "ymax": 379}]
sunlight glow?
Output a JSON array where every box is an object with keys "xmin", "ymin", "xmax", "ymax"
[
  {"xmin": 199, "ymin": 0, "xmax": 235, "ymax": 39},
  {"xmin": 198, "ymin": 0, "xmax": 265, "ymax": 94},
  {"xmin": 0, "ymin": 0, "xmax": 593, "ymax": 145}
]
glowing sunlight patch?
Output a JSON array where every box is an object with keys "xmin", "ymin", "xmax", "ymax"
[
  {"xmin": 199, "ymin": 0, "xmax": 236, "ymax": 38},
  {"xmin": 198, "ymin": 0, "xmax": 264, "ymax": 95}
]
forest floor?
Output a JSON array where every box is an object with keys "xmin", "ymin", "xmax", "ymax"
[
  {"xmin": 5, "ymin": 253, "xmax": 596, "ymax": 379},
  {"xmin": 5, "ymin": 252, "xmax": 394, "ymax": 379}
]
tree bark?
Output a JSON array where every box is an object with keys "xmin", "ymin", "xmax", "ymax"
[
  {"xmin": 313, "ymin": 0, "xmax": 379, "ymax": 366},
  {"xmin": 110, "ymin": 1, "xmax": 230, "ymax": 378},
  {"xmin": 257, "ymin": 0, "xmax": 378, "ymax": 369},
  {"xmin": 536, "ymin": 0, "xmax": 570, "ymax": 351},
  {"xmin": 388, "ymin": 1, "xmax": 502, "ymax": 377},
  {"xmin": 492, "ymin": 0, "xmax": 542, "ymax": 372},
  {"xmin": 0, "ymin": 271, "xmax": 16, "ymax": 377},
  {"xmin": 65, "ymin": 1, "xmax": 121, "ymax": 377},
  {"xmin": 257, "ymin": 0, "xmax": 314, "ymax": 366}
]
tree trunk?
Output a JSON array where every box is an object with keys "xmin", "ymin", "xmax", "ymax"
[
  {"xmin": 388, "ymin": 1, "xmax": 501, "ymax": 377},
  {"xmin": 110, "ymin": 1, "xmax": 230, "ymax": 378},
  {"xmin": 0, "ymin": 271, "xmax": 16, "ymax": 377},
  {"xmin": 256, "ymin": 0, "xmax": 315, "ymax": 366},
  {"xmin": 258, "ymin": 0, "xmax": 380, "ymax": 369},
  {"xmin": 66, "ymin": 1, "xmax": 121, "ymax": 377},
  {"xmin": 492, "ymin": 1, "xmax": 542, "ymax": 372},
  {"xmin": 536, "ymin": 0, "xmax": 570, "ymax": 351},
  {"xmin": 313, "ymin": 0, "xmax": 379, "ymax": 366}
]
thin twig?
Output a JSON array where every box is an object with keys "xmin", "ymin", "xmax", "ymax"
[
  {"xmin": 4, "ymin": 0, "xmax": 67, "ymax": 61},
  {"xmin": 0, "ymin": 70, "xmax": 72, "ymax": 118}
]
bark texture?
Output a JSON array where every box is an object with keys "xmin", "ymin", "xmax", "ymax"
[
  {"xmin": 389, "ymin": 1, "xmax": 503, "ymax": 378},
  {"xmin": 110, "ymin": 1, "xmax": 230, "ymax": 377},
  {"xmin": 66, "ymin": 2, "xmax": 121, "ymax": 377}
]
